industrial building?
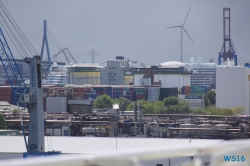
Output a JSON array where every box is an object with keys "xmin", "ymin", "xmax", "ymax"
[
  {"xmin": 68, "ymin": 64, "xmax": 101, "ymax": 85},
  {"xmin": 216, "ymin": 63, "xmax": 250, "ymax": 115},
  {"xmin": 187, "ymin": 57, "xmax": 216, "ymax": 89},
  {"xmin": 133, "ymin": 61, "xmax": 191, "ymax": 89},
  {"xmin": 100, "ymin": 56, "xmax": 133, "ymax": 85}
]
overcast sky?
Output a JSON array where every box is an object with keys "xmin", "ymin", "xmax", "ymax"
[{"xmin": 1, "ymin": 0, "xmax": 250, "ymax": 66}]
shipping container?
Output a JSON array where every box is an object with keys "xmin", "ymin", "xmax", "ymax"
[{"xmin": 159, "ymin": 87, "xmax": 178, "ymax": 100}]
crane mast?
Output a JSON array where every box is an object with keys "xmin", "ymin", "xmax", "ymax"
[
  {"xmin": 20, "ymin": 56, "xmax": 44, "ymax": 153},
  {"xmin": 0, "ymin": 25, "xmax": 44, "ymax": 152}
]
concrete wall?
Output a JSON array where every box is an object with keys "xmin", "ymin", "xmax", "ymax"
[
  {"xmin": 216, "ymin": 67, "xmax": 250, "ymax": 114},
  {"xmin": 0, "ymin": 153, "xmax": 22, "ymax": 161},
  {"xmin": 154, "ymin": 74, "xmax": 190, "ymax": 89},
  {"xmin": 46, "ymin": 97, "xmax": 67, "ymax": 113}
]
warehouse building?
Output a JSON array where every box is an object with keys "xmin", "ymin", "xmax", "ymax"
[
  {"xmin": 216, "ymin": 64, "xmax": 250, "ymax": 115},
  {"xmin": 133, "ymin": 61, "xmax": 192, "ymax": 89}
]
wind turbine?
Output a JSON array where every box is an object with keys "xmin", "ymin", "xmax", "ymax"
[{"xmin": 166, "ymin": 8, "xmax": 194, "ymax": 62}]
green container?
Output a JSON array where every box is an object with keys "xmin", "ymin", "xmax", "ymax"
[{"xmin": 0, "ymin": 130, "xmax": 19, "ymax": 136}]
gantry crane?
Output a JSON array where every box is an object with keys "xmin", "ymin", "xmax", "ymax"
[{"xmin": 218, "ymin": 8, "xmax": 237, "ymax": 65}]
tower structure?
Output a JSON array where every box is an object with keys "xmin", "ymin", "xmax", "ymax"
[
  {"xmin": 40, "ymin": 20, "xmax": 51, "ymax": 75},
  {"xmin": 218, "ymin": 8, "xmax": 237, "ymax": 65},
  {"xmin": 86, "ymin": 49, "xmax": 100, "ymax": 64}
]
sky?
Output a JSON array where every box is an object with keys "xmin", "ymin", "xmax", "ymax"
[{"xmin": 1, "ymin": 0, "xmax": 250, "ymax": 66}]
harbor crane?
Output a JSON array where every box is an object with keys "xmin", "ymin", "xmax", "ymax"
[
  {"xmin": 218, "ymin": 8, "xmax": 237, "ymax": 65},
  {"xmin": 52, "ymin": 47, "xmax": 77, "ymax": 64},
  {"xmin": 0, "ymin": 1, "xmax": 60, "ymax": 156}
]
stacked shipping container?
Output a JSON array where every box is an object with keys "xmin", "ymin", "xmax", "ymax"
[
  {"xmin": 190, "ymin": 85, "xmax": 206, "ymax": 94},
  {"xmin": 0, "ymin": 86, "xmax": 11, "ymax": 104},
  {"xmin": 134, "ymin": 87, "xmax": 147, "ymax": 100},
  {"xmin": 105, "ymin": 86, "xmax": 113, "ymax": 98},
  {"xmin": 72, "ymin": 87, "xmax": 92, "ymax": 99},
  {"xmin": 159, "ymin": 87, "xmax": 178, "ymax": 101},
  {"xmin": 113, "ymin": 86, "xmax": 134, "ymax": 101},
  {"xmin": 181, "ymin": 86, "xmax": 190, "ymax": 94},
  {"xmin": 147, "ymin": 87, "xmax": 160, "ymax": 102}
]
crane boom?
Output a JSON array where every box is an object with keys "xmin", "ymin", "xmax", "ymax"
[
  {"xmin": 66, "ymin": 48, "xmax": 77, "ymax": 63},
  {"xmin": 0, "ymin": 28, "xmax": 26, "ymax": 99},
  {"xmin": 52, "ymin": 47, "xmax": 77, "ymax": 64}
]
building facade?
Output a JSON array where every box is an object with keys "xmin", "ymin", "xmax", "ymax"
[
  {"xmin": 133, "ymin": 61, "xmax": 192, "ymax": 89},
  {"xmin": 69, "ymin": 64, "xmax": 101, "ymax": 85},
  {"xmin": 216, "ymin": 66, "xmax": 250, "ymax": 115},
  {"xmin": 187, "ymin": 57, "xmax": 216, "ymax": 88},
  {"xmin": 100, "ymin": 59, "xmax": 132, "ymax": 85}
]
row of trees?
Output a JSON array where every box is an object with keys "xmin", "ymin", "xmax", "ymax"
[
  {"xmin": 93, "ymin": 95, "xmax": 191, "ymax": 114},
  {"xmin": 93, "ymin": 90, "xmax": 245, "ymax": 116},
  {"xmin": 0, "ymin": 113, "xmax": 6, "ymax": 129}
]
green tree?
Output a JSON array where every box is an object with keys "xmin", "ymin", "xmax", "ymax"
[
  {"xmin": 126, "ymin": 102, "xmax": 133, "ymax": 110},
  {"xmin": 142, "ymin": 102, "xmax": 155, "ymax": 114},
  {"xmin": 178, "ymin": 99, "xmax": 191, "ymax": 113},
  {"xmin": 152, "ymin": 100, "xmax": 166, "ymax": 114},
  {"xmin": 232, "ymin": 106, "xmax": 245, "ymax": 115},
  {"xmin": 163, "ymin": 96, "xmax": 178, "ymax": 107},
  {"xmin": 191, "ymin": 107, "xmax": 207, "ymax": 115},
  {"xmin": 93, "ymin": 95, "xmax": 113, "ymax": 109},
  {"xmin": 204, "ymin": 95, "xmax": 211, "ymax": 107},
  {"xmin": 206, "ymin": 90, "xmax": 216, "ymax": 105},
  {"xmin": 0, "ymin": 113, "xmax": 6, "ymax": 129},
  {"xmin": 112, "ymin": 97, "xmax": 132, "ymax": 111}
]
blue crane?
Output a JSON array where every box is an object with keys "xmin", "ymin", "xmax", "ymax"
[
  {"xmin": 0, "ymin": 1, "xmax": 60, "ymax": 156},
  {"xmin": 0, "ymin": 27, "xmax": 28, "ymax": 151}
]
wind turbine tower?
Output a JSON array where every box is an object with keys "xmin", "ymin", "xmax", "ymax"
[{"xmin": 166, "ymin": 8, "xmax": 194, "ymax": 62}]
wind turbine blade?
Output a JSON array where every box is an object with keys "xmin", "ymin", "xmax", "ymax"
[
  {"xmin": 182, "ymin": 8, "xmax": 191, "ymax": 26},
  {"xmin": 183, "ymin": 27, "xmax": 194, "ymax": 43},
  {"xmin": 166, "ymin": 26, "xmax": 182, "ymax": 28}
]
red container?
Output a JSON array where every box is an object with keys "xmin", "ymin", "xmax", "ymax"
[{"xmin": 0, "ymin": 87, "xmax": 11, "ymax": 92}]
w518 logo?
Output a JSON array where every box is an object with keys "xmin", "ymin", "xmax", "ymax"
[{"xmin": 224, "ymin": 155, "xmax": 245, "ymax": 162}]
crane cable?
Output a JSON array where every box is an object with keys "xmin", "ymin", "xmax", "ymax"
[
  {"xmin": 0, "ymin": 12, "xmax": 25, "ymax": 59},
  {"xmin": 47, "ymin": 28, "xmax": 64, "ymax": 50},
  {"xmin": 0, "ymin": 1, "xmax": 39, "ymax": 58},
  {"xmin": 0, "ymin": 7, "xmax": 30, "ymax": 58},
  {"xmin": 0, "ymin": 1, "xmax": 38, "ymax": 56},
  {"xmin": 0, "ymin": 2, "xmax": 39, "ymax": 56}
]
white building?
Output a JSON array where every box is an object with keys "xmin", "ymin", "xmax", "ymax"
[
  {"xmin": 133, "ymin": 61, "xmax": 192, "ymax": 89},
  {"xmin": 187, "ymin": 57, "xmax": 216, "ymax": 88},
  {"xmin": 100, "ymin": 58, "xmax": 132, "ymax": 85},
  {"xmin": 216, "ymin": 65, "xmax": 250, "ymax": 114}
]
